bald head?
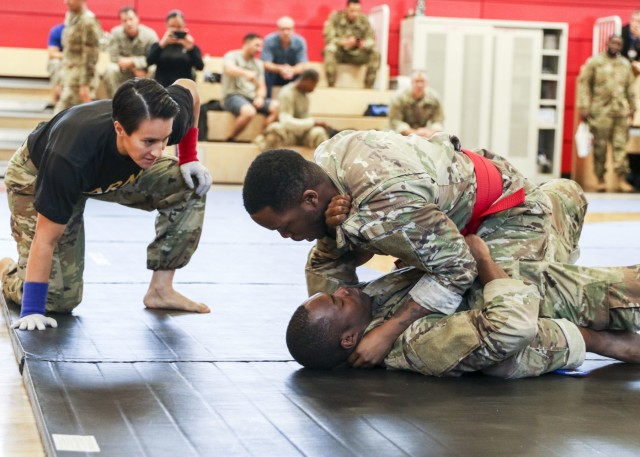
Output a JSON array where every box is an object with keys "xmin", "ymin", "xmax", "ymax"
[{"xmin": 277, "ymin": 16, "xmax": 295, "ymax": 43}]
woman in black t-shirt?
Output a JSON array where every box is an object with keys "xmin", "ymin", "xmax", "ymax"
[
  {"xmin": 2, "ymin": 78, "xmax": 212, "ymax": 331},
  {"xmin": 147, "ymin": 10, "xmax": 204, "ymax": 87}
]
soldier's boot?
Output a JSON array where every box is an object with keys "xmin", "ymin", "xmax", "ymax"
[
  {"xmin": 326, "ymin": 71, "xmax": 336, "ymax": 87},
  {"xmin": 615, "ymin": 174, "xmax": 635, "ymax": 193},
  {"xmin": 596, "ymin": 176, "xmax": 606, "ymax": 192},
  {"xmin": 253, "ymin": 134, "xmax": 268, "ymax": 151}
]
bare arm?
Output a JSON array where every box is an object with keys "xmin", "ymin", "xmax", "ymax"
[
  {"xmin": 172, "ymin": 79, "xmax": 200, "ymax": 127},
  {"xmin": 26, "ymin": 214, "xmax": 66, "ymax": 283}
]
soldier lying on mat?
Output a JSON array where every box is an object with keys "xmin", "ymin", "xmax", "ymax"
[
  {"xmin": 286, "ymin": 235, "xmax": 640, "ymax": 377},
  {"xmin": 243, "ymin": 131, "xmax": 587, "ymax": 368}
]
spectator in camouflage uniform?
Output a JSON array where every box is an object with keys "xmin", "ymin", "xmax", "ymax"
[
  {"xmin": 54, "ymin": 0, "xmax": 102, "ymax": 114},
  {"xmin": 254, "ymin": 69, "xmax": 330, "ymax": 151},
  {"xmin": 286, "ymin": 235, "xmax": 640, "ymax": 376},
  {"xmin": 103, "ymin": 6, "xmax": 158, "ymax": 98},
  {"xmin": 323, "ymin": 0, "xmax": 380, "ymax": 88},
  {"xmin": 1, "ymin": 78, "xmax": 212, "ymax": 332},
  {"xmin": 243, "ymin": 130, "xmax": 587, "ymax": 366},
  {"xmin": 577, "ymin": 34, "xmax": 636, "ymax": 192},
  {"xmin": 389, "ymin": 69, "xmax": 444, "ymax": 138}
]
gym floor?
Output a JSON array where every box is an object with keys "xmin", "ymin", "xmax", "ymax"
[{"xmin": 1, "ymin": 185, "xmax": 640, "ymax": 457}]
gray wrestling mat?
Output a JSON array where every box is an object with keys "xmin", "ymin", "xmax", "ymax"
[{"xmin": 2, "ymin": 189, "xmax": 640, "ymax": 456}]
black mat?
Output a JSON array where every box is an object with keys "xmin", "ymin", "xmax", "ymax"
[{"xmin": 3, "ymin": 193, "xmax": 640, "ymax": 456}]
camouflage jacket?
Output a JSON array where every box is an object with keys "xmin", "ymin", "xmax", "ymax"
[
  {"xmin": 323, "ymin": 10, "xmax": 375, "ymax": 53},
  {"xmin": 576, "ymin": 52, "xmax": 636, "ymax": 117},
  {"xmin": 307, "ymin": 130, "xmax": 529, "ymax": 314},
  {"xmin": 389, "ymin": 87, "xmax": 444, "ymax": 133},
  {"xmin": 108, "ymin": 23, "xmax": 158, "ymax": 70},
  {"xmin": 61, "ymin": 6, "xmax": 102, "ymax": 86}
]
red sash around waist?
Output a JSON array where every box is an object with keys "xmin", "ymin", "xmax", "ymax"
[{"xmin": 460, "ymin": 148, "xmax": 525, "ymax": 235}]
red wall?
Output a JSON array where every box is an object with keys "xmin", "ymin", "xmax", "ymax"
[{"xmin": 2, "ymin": 0, "xmax": 638, "ymax": 174}]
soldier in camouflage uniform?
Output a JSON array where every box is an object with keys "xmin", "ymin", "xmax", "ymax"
[
  {"xmin": 323, "ymin": 0, "xmax": 380, "ymax": 88},
  {"xmin": 577, "ymin": 34, "xmax": 636, "ymax": 192},
  {"xmin": 103, "ymin": 6, "xmax": 158, "ymax": 98},
  {"xmin": 1, "ymin": 79, "xmax": 212, "ymax": 332},
  {"xmin": 286, "ymin": 235, "xmax": 640, "ymax": 377},
  {"xmin": 254, "ymin": 69, "xmax": 329, "ymax": 151},
  {"xmin": 243, "ymin": 129, "xmax": 587, "ymax": 366},
  {"xmin": 389, "ymin": 69, "xmax": 444, "ymax": 138},
  {"xmin": 54, "ymin": 0, "xmax": 102, "ymax": 114}
]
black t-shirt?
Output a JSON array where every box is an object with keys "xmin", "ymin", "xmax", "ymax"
[
  {"xmin": 27, "ymin": 84, "xmax": 194, "ymax": 224},
  {"xmin": 147, "ymin": 42, "xmax": 204, "ymax": 87}
]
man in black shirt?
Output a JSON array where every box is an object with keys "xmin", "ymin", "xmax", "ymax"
[{"xmin": 1, "ymin": 78, "xmax": 213, "ymax": 331}]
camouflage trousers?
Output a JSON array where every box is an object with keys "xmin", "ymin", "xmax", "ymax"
[
  {"xmin": 323, "ymin": 45, "xmax": 381, "ymax": 88},
  {"xmin": 102, "ymin": 63, "xmax": 136, "ymax": 99},
  {"xmin": 102, "ymin": 63, "xmax": 152, "ymax": 99},
  {"xmin": 54, "ymin": 67, "xmax": 100, "ymax": 114},
  {"xmin": 257, "ymin": 122, "xmax": 329, "ymax": 151},
  {"xmin": 588, "ymin": 114, "xmax": 630, "ymax": 178},
  {"xmin": 47, "ymin": 58, "xmax": 64, "ymax": 87},
  {"xmin": 483, "ymin": 262, "xmax": 640, "ymax": 379},
  {"xmin": 384, "ymin": 261, "xmax": 640, "ymax": 378},
  {"xmin": 2, "ymin": 142, "xmax": 206, "ymax": 313},
  {"xmin": 479, "ymin": 178, "xmax": 587, "ymax": 275}
]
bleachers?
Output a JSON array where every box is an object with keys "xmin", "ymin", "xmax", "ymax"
[{"xmin": 0, "ymin": 46, "xmax": 393, "ymax": 183}]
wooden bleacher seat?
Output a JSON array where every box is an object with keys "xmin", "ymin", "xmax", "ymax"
[
  {"xmin": 199, "ymin": 141, "xmax": 313, "ymax": 184},
  {"xmin": 205, "ymin": 111, "xmax": 265, "ymax": 142}
]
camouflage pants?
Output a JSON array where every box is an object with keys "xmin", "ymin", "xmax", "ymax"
[
  {"xmin": 479, "ymin": 179, "xmax": 587, "ymax": 276},
  {"xmin": 47, "ymin": 58, "xmax": 64, "ymax": 87},
  {"xmin": 484, "ymin": 262, "xmax": 640, "ymax": 378},
  {"xmin": 259, "ymin": 122, "xmax": 329, "ymax": 150},
  {"xmin": 54, "ymin": 66, "xmax": 100, "ymax": 114},
  {"xmin": 323, "ymin": 45, "xmax": 381, "ymax": 88},
  {"xmin": 2, "ymin": 142, "xmax": 206, "ymax": 313},
  {"xmin": 102, "ymin": 63, "xmax": 137, "ymax": 99},
  {"xmin": 589, "ymin": 114, "xmax": 630, "ymax": 178}
]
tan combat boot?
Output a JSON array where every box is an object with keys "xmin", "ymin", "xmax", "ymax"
[
  {"xmin": 615, "ymin": 174, "xmax": 635, "ymax": 193},
  {"xmin": 596, "ymin": 177, "xmax": 606, "ymax": 192}
]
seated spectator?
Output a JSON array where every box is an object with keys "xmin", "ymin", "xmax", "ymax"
[
  {"xmin": 222, "ymin": 33, "xmax": 279, "ymax": 142},
  {"xmin": 147, "ymin": 10, "xmax": 203, "ymax": 87},
  {"xmin": 262, "ymin": 16, "xmax": 308, "ymax": 98},
  {"xmin": 46, "ymin": 23, "xmax": 65, "ymax": 108},
  {"xmin": 103, "ymin": 6, "xmax": 158, "ymax": 97},
  {"xmin": 254, "ymin": 69, "xmax": 330, "ymax": 151},
  {"xmin": 323, "ymin": 0, "xmax": 380, "ymax": 88},
  {"xmin": 389, "ymin": 69, "xmax": 444, "ymax": 138}
]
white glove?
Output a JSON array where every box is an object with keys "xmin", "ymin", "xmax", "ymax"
[
  {"xmin": 180, "ymin": 161, "xmax": 212, "ymax": 196},
  {"xmin": 11, "ymin": 313, "xmax": 58, "ymax": 331}
]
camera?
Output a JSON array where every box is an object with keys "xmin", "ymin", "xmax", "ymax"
[{"xmin": 172, "ymin": 31, "xmax": 187, "ymax": 39}]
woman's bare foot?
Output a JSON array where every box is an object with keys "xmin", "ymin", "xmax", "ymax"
[
  {"xmin": 143, "ymin": 270, "xmax": 210, "ymax": 313},
  {"xmin": 144, "ymin": 287, "xmax": 210, "ymax": 313}
]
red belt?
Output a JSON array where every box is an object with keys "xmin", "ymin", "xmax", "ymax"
[{"xmin": 460, "ymin": 148, "xmax": 525, "ymax": 235}]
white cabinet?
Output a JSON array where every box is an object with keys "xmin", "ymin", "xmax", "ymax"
[{"xmin": 400, "ymin": 17, "xmax": 568, "ymax": 183}]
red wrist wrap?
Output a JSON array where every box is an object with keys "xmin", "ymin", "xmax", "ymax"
[{"xmin": 178, "ymin": 127, "xmax": 199, "ymax": 164}]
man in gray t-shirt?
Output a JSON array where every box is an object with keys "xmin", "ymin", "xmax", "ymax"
[{"xmin": 222, "ymin": 33, "xmax": 280, "ymax": 141}]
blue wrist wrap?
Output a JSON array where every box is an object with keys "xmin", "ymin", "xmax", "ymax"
[{"xmin": 20, "ymin": 281, "xmax": 48, "ymax": 317}]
